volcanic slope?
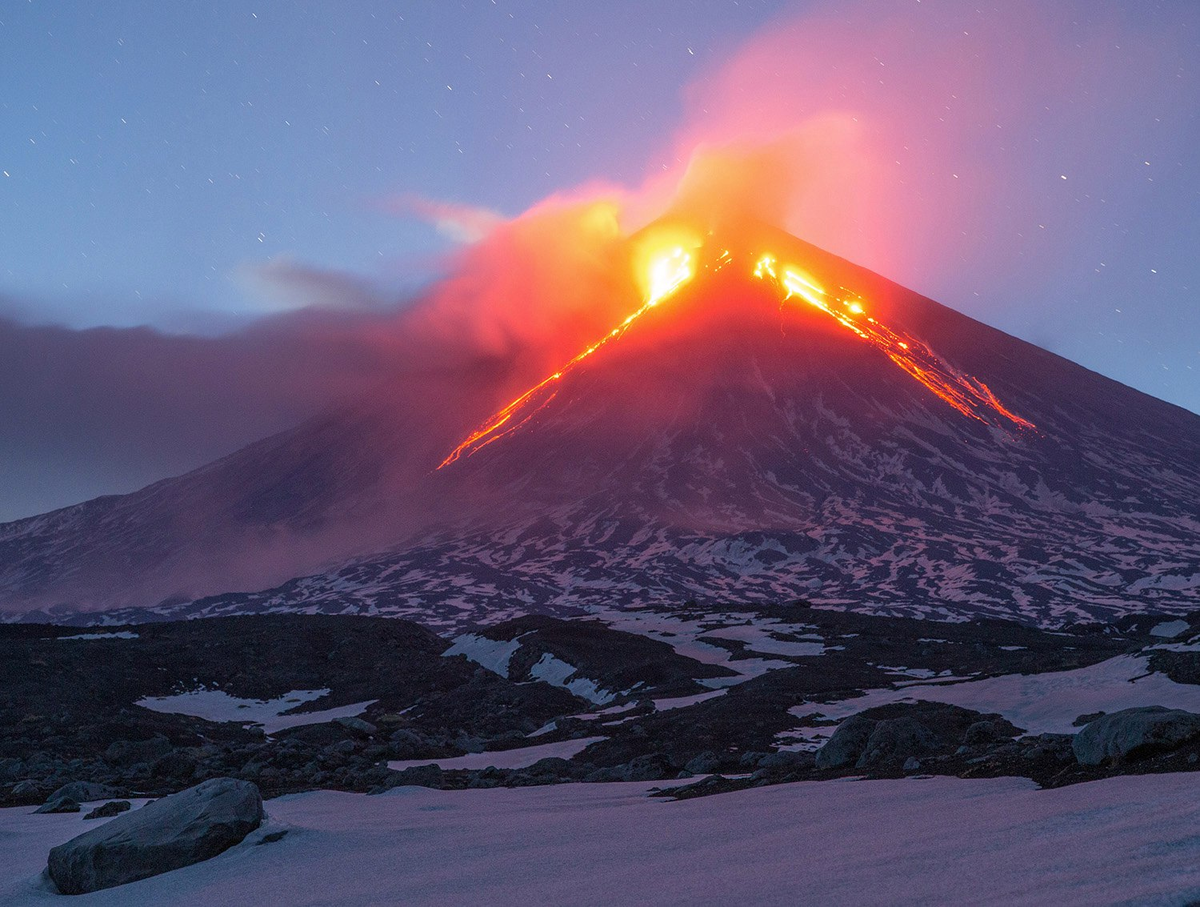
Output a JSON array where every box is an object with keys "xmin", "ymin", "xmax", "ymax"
[{"xmin": 3, "ymin": 222, "xmax": 1198, "ymax": 627}]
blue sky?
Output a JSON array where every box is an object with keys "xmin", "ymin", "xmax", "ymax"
[{"xmin": 0, "ymin": 0, "xmax": 1197, "ymax": 519}]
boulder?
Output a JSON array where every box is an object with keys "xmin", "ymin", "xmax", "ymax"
[
  {"xmin": 755, "ymin": 751, "xmax": 814, "ymax": 772},
  {"xmin": 34, "ymin": 796, "xmax": 80, "ymax": 814},
  {"xmin": 334, "ymin": 716, "xmax": 378, "ymax": 736},
  {"xmin": 104, "ymin": 736, "xmax": 172, "ymax": 767},
  {"xmin": 47, "ymin": 777, "xmax": 263, "ymax": 895},
  {"xmin": 856, "ymin": 717, "xmax": 940, "ymax": 768},
  {"xmin": 84, "ymin": 801, "xmax": 131, "ymax": 820},
  {"xmin": 964, "ymin": 719, "xmax": 1016, "ymax": 746},
  {"xmin": 10, "ymin": 780, "xmax": 41, "ymax": 798},
  {"xmin": 815, "ymin": 715, "xmax": 876, "ymax": 770},
  {"xmin": 47, "ymin": 781, "xmax": 124, "ymax": 804},
  {"xmin": 1073, "ymin": 707, "xmax": 1200, "ymax": 766}
]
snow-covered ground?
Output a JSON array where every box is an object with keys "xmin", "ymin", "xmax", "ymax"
[
  {"xmin": 57, "ymin": 631, "xmax": 140, "ymax": 640},
  {"xmin": 136, "ymin": 689, "xmax": 376, "ymax": 735},
  {"xmin": 387, "ymin": 736, "xmax": 605, "ymax": 772},
  {"xmin": 6, "ymin": 775, "xmax": 1200, "ymax": 905},
  {"xmin": 791, "ymin": 654, "xmax": 1200, "ymax": 735}
]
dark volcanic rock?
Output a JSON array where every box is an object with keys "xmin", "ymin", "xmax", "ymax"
[
  {"xmin": 34, "ymin": 795, "xmax": 80, "ymax": 814},
  {"xmin": 815, "ymin": 715, "xmax": 876, "ymax": 770},
  {"xmin": 1072, "ymin": 707, "xmax": 1200, "ymax": 766},
  {"xmin": 856, "ymin": 717, "xmax": 941, "ymax": 769},
  {"xmin": 816, "ymin": 702, "xmax": 1021, "ymax": 771},
  {"xmin": 83, "ymin": 800, "xmax": 131, "ymax": 820},
  {"xmin": 47, "ymin": 777, "xmax": 263, "ymax": 895},
  {"xmin": 47, "ymin": 781, "xmax": 124, "ymax": 804}
]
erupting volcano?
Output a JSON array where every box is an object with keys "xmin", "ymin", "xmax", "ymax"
[
  {"xmin": 440, "ymin": 230, "xmax": 1036, "ymax": 469},
  {"xmin": 1, "ymin": 218, "xmax": 1197, "ymax": 630}
]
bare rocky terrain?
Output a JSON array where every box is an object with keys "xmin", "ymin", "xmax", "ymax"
[{"xmin": 7, "ymin": 604, "xmax": 1200, "ymax": 813}]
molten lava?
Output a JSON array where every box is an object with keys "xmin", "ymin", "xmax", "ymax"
[
  {"xmin": 752, "ymin": 255, "xmax": 1036, "ymax": 430},
  {"xmin": 437, "ymin": 244, "xmax": 696, "ymax": 467},
  {"xmin": 438, "ymin": 241, "xmax": 1034, "ymax": 469}
]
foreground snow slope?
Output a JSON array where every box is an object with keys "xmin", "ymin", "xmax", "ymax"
[{"xmin": 7, "ymin": 775, "xmax": 1200, "ymax": 906}]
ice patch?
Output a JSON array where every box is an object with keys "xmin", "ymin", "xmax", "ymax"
[
  {"xmin": 1150, "ymin": 619, "xmax": 1190, "ymax": 638},
  {"xmin": 793, "ymin": 655, "xmax": 1200, "ymax": 736},
  {"xmin": 137, "ymin": 688, "xmax": 377, "ymax": 735},
  {"xmin": 702, "ymin": 625, "xmax": 826, "ymax": 658},
  {"xmin": 529, "ymin": 653, "xmax": 616, "ymax": 705},
  {"xmin": 652, "ymin": 689, "xmax": 727, "ymax": 711},
  {"xmin": 59, "ymin": 631, "xmax": 139, "ymax": 640},
  {"xmin": 442, "ymin": 633, "xmax": 525, "ymax": 678},
  {"xmin": 387, "ymin": 736, "xmax": 604, "ymax": 772}
]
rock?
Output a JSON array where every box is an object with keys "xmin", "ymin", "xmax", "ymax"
[
  {"xmin": 621, "ymin": 753, "xmax": 674, "ymax": 782},
  {"xmin": 34, "ymin": 796, "xmax": 80, "ymax": 814},
  {"xmin": 388, "ymin": 764, "xmax": 445, "ymax": 789},
  {"xmin": 856, "ymin": 717, "xmax": 940, "ymax": 768},
  {"xmin": 0, "ymin": 758, "xmax": 25, "ymax": 782},
  {"xmin": 104, "ymin": 736, "xmax": 172, "ymax": 767},
  {"xmin": 964, "ymin": 719, "xmax": 1015, "ymax": 746},
  {"xmin": 1073, "ymin": 707, "xmax": 1200, "ymax": 766},
  {"xmin": 756, "ymin": 751, "xmax": 814, "ymax": 772},
  {"xmin": 683, "ymin": 751, "xmax": 724, "ymax": 775},
  {"xmin": 11, "ymin": 780, "xmax": 41, "ymax": 798},
  {"xmin": 815, "ymin": 715, "xmax": 876, "ymax": 770},
  {"xmin": 48, "ymin": 781, "xmax": 123, "ymax": 804},
  {"xmin": 334, "ymin": 716, "xmax": 378, "ymax": 736},
  {"xmin": 903, "ymin": 757, "xmax": 922, "ymax": 772},
  {"xmin": 1073, "ymin": 711, "xmax": 1106, "ymax": 727},
  {"xmin": 150, "ymin": 752, "xmax": 198, "ymax": 782},
  {"xmin": 47, "ymin": 777, "xmax": 263, "ymax": 895},
  {"xmin": 83, "ymin": 801, "xmax": 131, "ymax": 820}
]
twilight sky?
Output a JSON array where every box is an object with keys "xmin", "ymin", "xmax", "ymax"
[{"xmin": 0, "ymin": 0, "xmax": 1197, "ymax": 521}]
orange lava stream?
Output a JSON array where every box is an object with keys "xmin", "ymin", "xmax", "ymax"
[
  {"xmin": 755, "ymin": 254, "xmax": 1035, "ymax": 430},
  {"xmin": 437, "ymin": 247, "xmax": 695, "ymax": 468},
  {"xmin": 438, "ymin": 245, "xmax": 1034, "ymax": 469}
]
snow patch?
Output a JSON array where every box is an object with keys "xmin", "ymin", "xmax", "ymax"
[
  {"xmin": 136, "ymin": 688, "xmax": 376, "ymax": 735},
  {"xmin": 794, "ymin": 655, "xmax": 1200, "ymax": 735},
  {"xmin": 387, "ymin": 736, "xmax": 604, "ymax": 772},
  {"xmin": 1151, "ymin": 619, "xmax": 1190, "ymax": 639},
  {"xmin": 442, "ymin": 633, "xmax": 525, "ymax": 678},
  {"xmin": 58, "ymin": 631, "xmax": 139, "ymax": 640},
  {"xmin": 7, "ymin": 775, "xmax": 1200, "ymax": 905},
  {"xmin": 652, "ymin": 690, "xmax": 727, "ymax": 711},
  {"xmin": 529, "ymin": 653, "xmax": 616, "ymax": 705}
]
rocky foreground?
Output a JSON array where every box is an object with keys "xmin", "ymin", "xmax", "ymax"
[{"xmin": 6, "ymin": 604, "xmax": 1200, "ymax": 815}]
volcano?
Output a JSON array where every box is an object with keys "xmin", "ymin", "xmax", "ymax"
[{"xmin": 2, "ymin": 222, "xmax": 1198, "ymax": 628}]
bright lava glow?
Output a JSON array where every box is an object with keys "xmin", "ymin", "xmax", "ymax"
[
  {"xmin": 437, "ymin": 246, "xmax": 695, "ymax": 468},
  {"xmin": 754, "ymin": 255, "xmax": 1036, "ymax": 430},
  {"xmin": 439, "ymin": 244, "xmax": 1034, "ymax": 468}
]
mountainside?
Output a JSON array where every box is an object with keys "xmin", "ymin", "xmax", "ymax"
[{"xmin": 2, "ymin": 224, "xmax": 1198, "ymax": 626}]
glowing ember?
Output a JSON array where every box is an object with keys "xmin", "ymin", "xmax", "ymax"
[{"xmin": 439, "ymin": 243, "xmax": 1034, "ymax": 469}]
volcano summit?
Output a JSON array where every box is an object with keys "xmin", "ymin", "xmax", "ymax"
[{"xmin": 2, "ymin": 221, "xmax": 1198, "ymax": 628}]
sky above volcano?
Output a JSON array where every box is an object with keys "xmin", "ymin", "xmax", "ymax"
[{"xmin": 0, "ymin": 0, "xmax": 1198, "ymax": 521}]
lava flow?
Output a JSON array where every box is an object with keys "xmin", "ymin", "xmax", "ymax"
[
  {"xmin": 437, "ymin": 244, "xmax": 696, "ymax": 468},
  {"xmin": 752, "ymin": 254, "xmax": 1036, "ymax": 430},
  {"xmin": 439, "ymin": 241, "xmax": 1034, "ymax": 469}
]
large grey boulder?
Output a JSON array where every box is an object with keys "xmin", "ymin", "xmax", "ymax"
[
  {"xmin": 47, "ymin": 781, "xmax": 124, "ymax": 804},
  {"xmin": 856, "ymin": 717, "xmax": 940, "ymax": 768},
  {"xmin": 815, "ymin": 715, "xmax": 876, "ymax": 770},
  {"xmin": 47, "ymin": 778, "xmax": 263, "ymax": 895},
  {"xmin": 1073, "ymin": 707, "xmax": 1200, "ymax": 766}
]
